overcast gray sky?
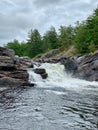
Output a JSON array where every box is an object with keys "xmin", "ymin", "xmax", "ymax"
[{"xmin": 0, "ymin": 0, "xmax": 98, "ymax": 46}]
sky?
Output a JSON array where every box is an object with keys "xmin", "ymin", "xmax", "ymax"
[{"xmin": 0, "ymin": 0, "xmax": 98, "ymax": 46}]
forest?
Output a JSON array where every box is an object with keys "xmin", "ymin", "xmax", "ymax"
[{"xmin": 5, "ymin": 7, "xmax": 98, "ymax": 58}]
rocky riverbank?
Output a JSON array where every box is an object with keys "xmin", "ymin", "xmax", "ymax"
[
  {"xmin": 0, "ymin": 46, "xmax": 98, "ymax": 87},
  {"xmin": 0, "ymin": 47, "xmax": 34, "ymax": 88},
  {"xmin": 34, "ymin": 49, "xmax": 98, "ymax": 82},
  {"xmin": 61, "ymin": 52, "xmax": 98, "ymax": 81}
]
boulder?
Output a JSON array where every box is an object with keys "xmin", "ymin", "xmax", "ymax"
[
  {"xmin": 33, "ymin": 68, "xmax": 48, "ymax": 79},
  {"xmin": 41, "ymin": 73, "xmax": 48, "ymax": 79},
  {"xmin": 34, "ymin": 68, "xmax": 46, "ymax": 74}
]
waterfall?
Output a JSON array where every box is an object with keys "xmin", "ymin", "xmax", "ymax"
[{"xmin": 28, "ymin": 63, "xmax": 98, "ymax": 91}]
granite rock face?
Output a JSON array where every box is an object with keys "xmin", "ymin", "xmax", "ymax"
[
  {"xmin": 61, "ymin": 52, "xmax": 98, "ymax": 81},
  {"xmin": 75, "ymin": 52, "xmax": 98, "ymax": 81}
]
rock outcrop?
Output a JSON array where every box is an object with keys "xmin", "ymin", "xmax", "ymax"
[
  {"xmin": 0, "ymin": 47, "xmax": 34, "ymax": 87},
  {"xmin": 60, "ymin": 52, "xmax": 98, "ymax": 81},
  {"xmin": 34, "ymin": 49, "xmax": 60, "ymax": 63},
  {"xmin": 75, "ymin": 52, "xmax": 98, "ymax": 81},
  {"xmin": 34, "ymin": 48, "xmax": 98, "ymax": 82}
]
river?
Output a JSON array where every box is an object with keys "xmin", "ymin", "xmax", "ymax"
[{"xmin": 0, "ymin": 63, "xmax": 98, "ymax": 130}]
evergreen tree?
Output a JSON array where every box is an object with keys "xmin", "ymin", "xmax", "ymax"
[
  {"xmin": 74, "ymin": 23, "xmax": 89, "ymax": 53},
  {"xmin": 42, "ymin": 26, "xmax": 60, "ymax": 52},
  {"xmin": 27, "ymin": 29, "xmax": 42, "ymax": 57},
  {"xmin": 59, "ymin": 25, "xmax": 74, "ymax": 48},
  {"xmin": 74, "ymin": 7, "xmax": 98, "ymax": 53}
]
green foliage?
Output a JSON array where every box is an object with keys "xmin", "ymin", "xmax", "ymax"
[
  {"xmin": 5, "ymin": 39, "xmax": 21, "ymax": 56},
  {"xmin": 27, "ymin": 29, "xmax": 42, "ymax": 58},
  {"xmin": 20, "ymin": 42, "xmax": 30, "ymax": 56},
  {"xmin": 5, "ymin": 7, "xmax": 98, "ymax": 57},
  {"xmin": 74, "ymin": 23, "xmax": 89, "ymax": 53},
  {"xmin": 88, "ymin": 41, "xmax": 97, "ymax": 52},
  {"xmin": 59, "ymin": 25, "xmax": 75, "ymax": 48},
  {"xmin": 42, "ymin": 26, "xmax": 60, "ymax": 53},
  {"xmin": 74, "ymin": 7, "xmax": 98, "ymax": 54}
]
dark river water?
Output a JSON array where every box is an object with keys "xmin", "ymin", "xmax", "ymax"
[
  {"xmin": 0, "ymin": 63, "xmax": 98, "ymax": 130},
  {"xmin": 0, "ymin": 86, "xmax": 98, "ymax": 130}
]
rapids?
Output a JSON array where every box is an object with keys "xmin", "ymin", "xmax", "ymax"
[{"xmin": 0, "ymin": 63, "xmax": 98, "ymax": 130}]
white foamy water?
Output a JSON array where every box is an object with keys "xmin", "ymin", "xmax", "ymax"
[{"xmin": 28, "ymin": 63, "xmax": 98, "ymax": 91}]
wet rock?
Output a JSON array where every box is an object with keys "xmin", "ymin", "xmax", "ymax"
[
  {"xmin": 41, "ymin": 73, "xmax": 48, "ymax": 79},
  {"xmin": 34, "ymin": 68, "xmax": 48, "ymax": 79},
  {"xmin": 0, "ymin": 77, "xmax": 25, "ymax": 87},
  {"xmin": 60, "ymin": 57, "xmax": 78, "ymax": 74},
  {"xmin": 59, "ymin": 52, "xmax": 98, "ymax": 81},
  {"xmin": 34, "ymin": 68, "xmax": 46, "ymax": 74}
]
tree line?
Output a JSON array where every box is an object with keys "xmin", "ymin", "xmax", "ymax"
[{"xmin": 5, "ymin": 7, "xmax": 98, "ymax": 58}]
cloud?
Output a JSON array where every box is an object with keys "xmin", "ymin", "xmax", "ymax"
[
  {"xmin": 0, "ymin": 0, "xmax": 98, "ymax": 46},
  {"xmin": 33, "ymin": 0, "xmax": 62, "ymax": 8}
]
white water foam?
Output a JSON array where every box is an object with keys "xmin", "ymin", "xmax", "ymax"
[{"xmin": 28, "ymin": 63, "xmax": 98, "ymax": 91}]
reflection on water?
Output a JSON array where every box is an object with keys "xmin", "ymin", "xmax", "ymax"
[{"xmin": 0, "ymin": 85, "xmax": 98, "ymax": 130}]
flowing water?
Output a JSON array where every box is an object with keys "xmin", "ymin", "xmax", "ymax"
[{"xmin": 0, "ymin": 63, "xmax": 98, "ymax": 130}]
